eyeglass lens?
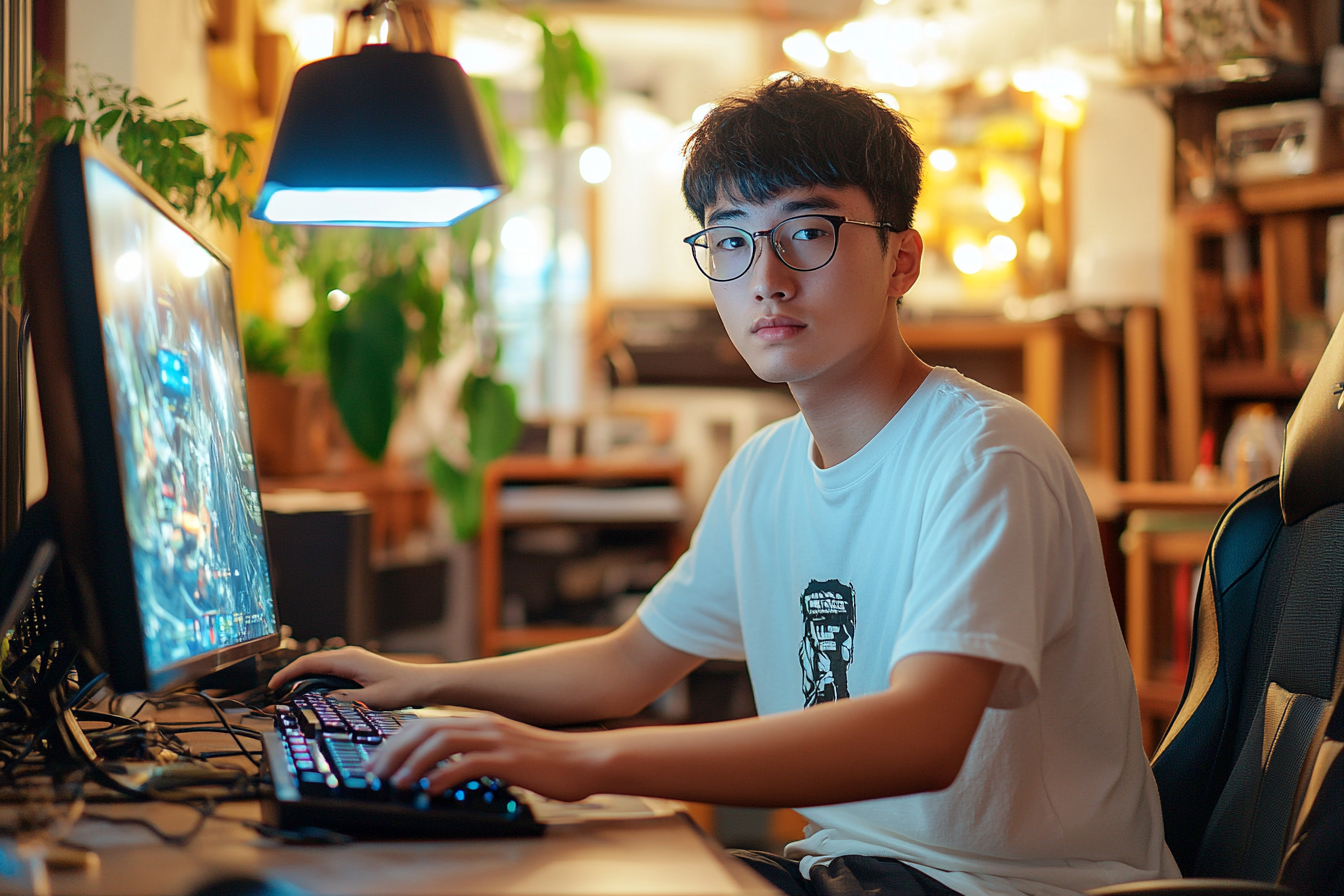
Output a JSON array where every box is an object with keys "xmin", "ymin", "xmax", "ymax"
[{"xmin": 691, "ymin": 216, "xmax": 839, "ymax": 281}]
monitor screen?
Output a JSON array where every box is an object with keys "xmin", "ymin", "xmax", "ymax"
[
  {"xmin": 82, "ymin": 158, "xmax": 277, "ymax": 677},
  {"xmin": 25, "ymin": 141, "xmax": 280, "ymax": 691}
]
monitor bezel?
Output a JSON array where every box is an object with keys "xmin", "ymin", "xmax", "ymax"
[{"xmin": 24, "ymin": 138, "xmax": 281, "ymax": 693}]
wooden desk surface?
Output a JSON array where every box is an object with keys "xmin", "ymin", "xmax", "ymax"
[
  {"xmin": 41, "ymin": 706, "xmax": 775, "ymax": 896},
  {"xmin": 55, "ymin": 806, "xmax": 773, "ymax": 896}
]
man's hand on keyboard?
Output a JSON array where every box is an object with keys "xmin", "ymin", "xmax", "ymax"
[
  {"xmin": 268, "ymin": 646, "xmax": 437, "ymax": 709},
  {"xmin": 366, "ymin": 714, "xmax": 601, "ymax": 803}
]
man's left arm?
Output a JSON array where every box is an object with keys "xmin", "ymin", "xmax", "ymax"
[{"xmin": 366, "ymin": 651, "xmax": 1001, "ymax": 807}]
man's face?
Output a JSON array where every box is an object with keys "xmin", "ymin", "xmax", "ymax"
[{"xmin": 702, "ymin": 185, "xmax": 922, "ymax": 388}]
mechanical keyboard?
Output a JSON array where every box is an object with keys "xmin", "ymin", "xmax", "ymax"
[{"xmin": 262, "ymin": 693, "xmax": 542, "ymax": 839}]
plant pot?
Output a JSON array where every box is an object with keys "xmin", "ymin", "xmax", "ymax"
[{"xmin": 245, "ymin": 372, "xmax": 332, "ymax": 476}]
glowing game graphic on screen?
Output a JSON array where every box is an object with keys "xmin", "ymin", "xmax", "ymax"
[{"xmin": 83, "ymin": 158, "xmax": 277, "ymax": 675}]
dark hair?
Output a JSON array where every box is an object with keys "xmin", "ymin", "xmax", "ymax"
[{"xmin": 681, "ymin": 74, "xmax": 924, "ymax": 243}]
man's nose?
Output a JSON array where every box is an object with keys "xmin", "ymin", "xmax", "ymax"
[{"xmin": 747, "ymin": 233, "xmax": 794, "ymax": 301}]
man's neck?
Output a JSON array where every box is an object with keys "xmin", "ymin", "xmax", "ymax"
[{"xmin": 791, "ymin": 324, "xmax": 931, "ymax": 470}]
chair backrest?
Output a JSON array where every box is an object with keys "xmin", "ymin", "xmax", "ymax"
[{"xmin": 1150, "ymin": 315, "xmax": 1344, "ymax": 884}]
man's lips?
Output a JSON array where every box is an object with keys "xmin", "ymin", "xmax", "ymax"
[{"xmin": 751, "ymin": 316, "xmax": 806, "ymax": 340}]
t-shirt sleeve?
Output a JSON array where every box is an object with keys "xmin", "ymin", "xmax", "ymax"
[
  {"xmin": 890, "ymin": 448, "xmax": 1075, "ymax": 710},
  {"xmin": 636, "ymin": 463, "xmax": 746, "ymax": 661}
]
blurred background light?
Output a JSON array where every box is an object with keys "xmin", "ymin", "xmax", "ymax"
[
  {"xmin": 782, "ymin": 30, "xmax": 829, "ymax": 70},
  {"xmin": 579, "ymin": 146, "xmax": 612, "ymax": 185}
]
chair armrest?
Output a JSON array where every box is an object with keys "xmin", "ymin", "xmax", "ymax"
[{"xmin": 1088, "ymin": 881, "xmax": 1296, "ymax": 895}]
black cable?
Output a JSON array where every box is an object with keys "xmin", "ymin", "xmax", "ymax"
[
  {"xmin": 167, "ymin": 692, "xmax": 263, "ymax": 769},
  {"xmin": 0, "ymin": 719, "xmax": 53, "ymax": 776}
]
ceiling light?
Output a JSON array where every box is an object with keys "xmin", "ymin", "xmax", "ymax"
[{"xmin": 253, "ymin": 3, "xmax": 506, "ymax": 228}]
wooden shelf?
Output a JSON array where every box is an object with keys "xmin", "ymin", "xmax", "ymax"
[
  {"xmin": 1202, "ymin": 362, "xmax": 1308, "ymax": 398},
  {"xmin": 478, "ymin": 456, "xmax": 687, "ymax": 657},
  {"xmin": 1238, "ymin": 170, "xmax": 1344, "ymax": 214},
  {"xmin": 1112, "ymin": 481, "xmax": 1243, "ymax": 512}
]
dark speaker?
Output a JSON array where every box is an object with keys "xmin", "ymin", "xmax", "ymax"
[{"xmin": 264, "ymin": 505, "xmax": 372, "ymax": 645}]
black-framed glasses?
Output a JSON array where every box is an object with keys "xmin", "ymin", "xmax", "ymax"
[{"xmin": 683, "ymin": 214, "xmax": 894, "ymax": 282}]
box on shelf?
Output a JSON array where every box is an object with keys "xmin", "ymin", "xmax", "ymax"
[{"xmin": 1217, "ymin": 99, "xmax": 1344, "ymax": 185}]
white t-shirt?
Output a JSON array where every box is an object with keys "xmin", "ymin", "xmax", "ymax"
[{"xmin": 638, "ymin": 368, "xmax": 1178, "ymax": 896}]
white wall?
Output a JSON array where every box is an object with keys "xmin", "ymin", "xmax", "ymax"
[
  {"xmin": 1069, "ymin": 84, "xmax": 1172, "ymax": 305},
  {"xmin": 66, "ymin": 0, "xmax": 208, "ymax": 117}
]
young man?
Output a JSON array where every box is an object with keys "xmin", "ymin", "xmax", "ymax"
[{"xmin": 272, "ymin": 75, "xmax": 1177, "ymax": 896}]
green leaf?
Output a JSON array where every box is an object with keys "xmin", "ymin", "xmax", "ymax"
[
  {"xmin": 240, "ymin": 313, "xmax": 293, "ymax": 376},
  {"xmin": 428, "ymin": 452, "xmax": 485, "ymax": 541},
  {"xmin": 567, "ymin": 28, "xmax": 602, "ymax": 103},
  {"xmin": 38, "ymin": 116, "xmax": 71, "ymax": 141},
  {"xmin": 461, "ymin": 374, "xmax": 522, "ymax": 464},
  {"xmin": 326, "ymin": 276, "xmax": 409, "ymax": 461},
  {"xmin": 94, "ymin": 108, "xmax": 122, "ymax": 137},
  {"xmin": 228, "ymin": 145, "xmax": 247, "ymax": 180}
]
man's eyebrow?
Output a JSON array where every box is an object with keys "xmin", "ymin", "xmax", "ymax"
[
  {"xmin": 781, "ymin": 196, "xmax": 842, "ymax": 214},
  {"xmin": 706, "ymin": 207, "xmax": 746, "ymax": 224},
  {"xmin": 707, "ymin": 195, "xmax": 843, "ymax": 225}
]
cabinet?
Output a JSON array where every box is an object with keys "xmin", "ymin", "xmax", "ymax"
[{"xmin": 478, "ymin": 456, "xmax": 687, "ymax": 656}]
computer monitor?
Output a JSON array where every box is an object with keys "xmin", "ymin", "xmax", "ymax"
[{"xmin": 23, "ymin": 139, "xmax": 280, "ymax": 693}]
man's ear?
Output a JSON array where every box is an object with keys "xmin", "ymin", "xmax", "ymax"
[{"xmin": 888, "ymin": 229, "xmax": 923, "ymax": 299}]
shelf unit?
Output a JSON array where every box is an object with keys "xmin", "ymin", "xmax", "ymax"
[
  {"xmin": 478, "ymin": 456, "xmax": 687, "ymax": 657},
  {"xmin": 1114, "ymin": 481, "xmax": 1242, "ymax": 752}
]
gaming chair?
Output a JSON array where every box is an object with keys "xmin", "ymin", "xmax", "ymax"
[{"xmin": 1093, "ymin": 316, "xmax": 1344, "ymax": 895}]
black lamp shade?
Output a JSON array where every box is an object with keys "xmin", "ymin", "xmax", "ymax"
[{"xmin": 252, "ymin": 45, "xmax": 506, "ymax": 227}]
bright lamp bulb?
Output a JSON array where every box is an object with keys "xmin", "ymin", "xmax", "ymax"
[{"xmin": 259, "ymin": 187, "xmax": 501, "ymax": 227}]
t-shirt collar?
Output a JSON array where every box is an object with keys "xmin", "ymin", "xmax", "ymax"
[{"xmin": 806, "ymin": 367, "xmax": 948, "ymax": 492}]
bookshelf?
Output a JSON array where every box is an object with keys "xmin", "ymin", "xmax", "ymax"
[{"xmin": 477, "ymin": 456, "xmax": 687, "ymax": 657}]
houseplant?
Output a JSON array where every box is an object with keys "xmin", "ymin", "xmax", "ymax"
[
  {"xmin": 2, "ymin": 66, "xmax": 253, "ymax": 301},
  {"xmin": 263, "ymin": 15, "xmax": 601, "ymax": 541}
]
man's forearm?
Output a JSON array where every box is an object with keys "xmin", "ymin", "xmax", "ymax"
[
  {"xmin": 586, "ymin": 653, "xmax": 1000, "ymax": 807},
  {"xmin": 426, "ymin": 621, "xmax": 702, "ymax": 727}
]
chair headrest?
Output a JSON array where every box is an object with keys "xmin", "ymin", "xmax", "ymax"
[{"xmin": 1281, "ymin": 313, "xmax": 1344, "ymax": 525}]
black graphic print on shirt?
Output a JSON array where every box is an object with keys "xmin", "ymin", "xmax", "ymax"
[{"xmin": 799, "ymin": 579, "xmax": 856, "ymax": 707}]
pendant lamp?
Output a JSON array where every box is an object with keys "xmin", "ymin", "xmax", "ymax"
[{"xmin": 253, "ymin": 2, "xmax": 506, "ymax": 228}]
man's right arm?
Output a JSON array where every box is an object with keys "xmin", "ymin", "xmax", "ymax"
[{"xmin": 267, "ymin": 618, "xmax": 705, "ymax": 728}]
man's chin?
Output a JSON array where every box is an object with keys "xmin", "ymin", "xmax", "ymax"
[{"xmin": 742, "ymin": 361, "xmax": 794, "ymax": 385}]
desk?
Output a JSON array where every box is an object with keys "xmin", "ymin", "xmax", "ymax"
[
  {"xmin": 39, "ymin": 707, "xmax": 775, "ymax": 896},
  {"xmin": 55, "ymin": 807, "xmax": 772, "ymax": 896}
]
